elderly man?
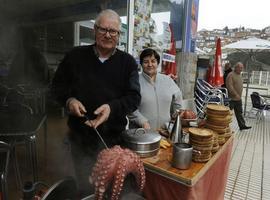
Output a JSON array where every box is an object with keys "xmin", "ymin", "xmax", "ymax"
[
  {"xmin": 51, "ymin": 9, "xmax": 141, "ymax": 196},
  {"xmin": 226, "ymin": 62, "xmax": 251, "ymax": 131}
]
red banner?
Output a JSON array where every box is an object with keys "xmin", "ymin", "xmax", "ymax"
[{"xmin": 162, "ymin": 24, "xmax": 177, "ymax": 80}]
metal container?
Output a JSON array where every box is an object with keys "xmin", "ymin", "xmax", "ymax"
[
  {"xmin": 169, "ymin": 113, "xmax": 182, "ymax": 143},
  {"xmin": 122, "ymin": 128, "xmax": 161, "ymax": 158},
  {"xmin": 172, "ymin": 143, "xmax": 193, "ymax": 170}
]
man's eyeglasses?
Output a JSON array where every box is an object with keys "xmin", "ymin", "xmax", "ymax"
[{"xmin": 95, "ymin": 25, "xmax": 120, "ymax": 37}]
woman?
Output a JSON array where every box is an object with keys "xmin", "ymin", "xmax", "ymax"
[{"xmin": 129, "ymin": 48, "xmax": 183, "ymax": 130}]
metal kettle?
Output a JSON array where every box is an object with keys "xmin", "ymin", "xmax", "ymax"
[{"xmin": 169, "ymin": 110, "xmax": 182, "ymax": 143}]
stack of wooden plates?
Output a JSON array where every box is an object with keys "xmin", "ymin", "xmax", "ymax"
[
  {"xmin": 205, "ymin": 104, "xmax": 233, "ymax": 145},
  {"xmin": 225, "ymin": 130, "xmax": 234, "ymax": 140},
  {"xmin": 188, "ymin": 127, "xmax": 214, "ymax": 162},
  {"xmin": 212, "ymin": 132, "xmax": 219, "ymax": 153}
]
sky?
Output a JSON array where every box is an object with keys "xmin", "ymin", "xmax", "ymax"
[{"xmin": 197, "ymin": 0, "xmax": 270, "ymax": 31}]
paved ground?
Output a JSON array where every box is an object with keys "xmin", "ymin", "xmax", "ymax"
[{"xmin": 224, "ymin": 110, "xmax": 270, "ymax": 200}]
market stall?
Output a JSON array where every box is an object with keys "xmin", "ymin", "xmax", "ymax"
[
  {"xmin": 142, "ymin": 135, "xmax": 233, "ymax": 200},
  {"xmin": 141, "ymin": 104, "xmax": 234, "ymax": 200}
]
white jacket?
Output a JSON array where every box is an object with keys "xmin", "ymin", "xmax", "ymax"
[{"xmin": 129, "ymin": 72, "xmax": 183, "ymax": 129}]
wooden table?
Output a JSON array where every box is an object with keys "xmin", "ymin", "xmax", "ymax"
[{"xmin": 142, "ymin": 136, "xmax": 234, "ymax": 200}]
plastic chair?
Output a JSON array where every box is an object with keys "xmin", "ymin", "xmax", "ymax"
[
  {"xmin": 194, "ymin": 98, "xmax": 205, "ymax": 119},
  {"xmin": 194, "ymin": 79, "xmax": 224, "ymax": 119},
  {"xmin": 196, "ymin": 80, "xmax": 224, "ymax": 103},
  {"xmin": 248, "ymin": 92, "xmax": 270, "ymax": 121},
  {"xmin": 40, "ymin": 177, "xmax": 78, "ymax": 200},
  {"xmin": 197, "ymin": 79, "xmax": 230, "ymax": 106}
]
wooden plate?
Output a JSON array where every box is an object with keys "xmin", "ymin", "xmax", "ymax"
[
  {"xmin": 205, "ymin": 122, "xmax": 228, "ymax": 130},
  {"xmin": 206, "ymin": 118, "xmax": 232, "ymax": 126},
  {"xmin": 188, "ymin": 127, "xmax": 214, "ymax": 138},
  {"xmin": 206, "ymin": 109, "xmax": 230, "ymax": 116},
  {"xmin": 206, "ymin": 104, "xmax": 230, "ymax": 112}
]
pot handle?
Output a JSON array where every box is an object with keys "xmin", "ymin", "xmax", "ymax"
[{"xmin": 134, "ymin": 128, "xmax": 146, "ymax": 135}]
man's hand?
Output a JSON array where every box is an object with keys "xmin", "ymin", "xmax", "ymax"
[
  {"xmin": 67, "ymin": 98, "xmax": 86, "ymax": 117},
  {"xmin": 86, "ymin": 104, "xmax": 111, "ymax": 128},
  {"xmin": 235, "ymin": 94, "xmax": 241, "ymax": 101}
]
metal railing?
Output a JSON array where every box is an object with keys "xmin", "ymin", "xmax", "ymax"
[{"xmin": 242, "ymin": 71, "xmax": 270, "ymax": 86}]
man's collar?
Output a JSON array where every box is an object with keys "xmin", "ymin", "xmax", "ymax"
[{"xmin": 93, "ymin": 44, "xmax": 117, "ymax": 58}]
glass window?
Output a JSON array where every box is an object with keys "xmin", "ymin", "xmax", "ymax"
[
  {"xmin": 0, "ymin": 1, "xmax": 129, "ymax": 85},
  {"xmin": 133, "ymin": 0, "xmax": 185, "ymax": 74}
]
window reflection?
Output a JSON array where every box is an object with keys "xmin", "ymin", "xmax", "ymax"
[
  {"xmin": 133, "ymin": 0, "xmax": 185, "ymax": 78},
  {"xmin": 0, "ymin": 0, "xmax": 128, "ymax": 114}
]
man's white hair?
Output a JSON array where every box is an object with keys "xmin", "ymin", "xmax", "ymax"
[{"xmin": 95, "ymin": 9, "xmax": 121, "ymax": 30}]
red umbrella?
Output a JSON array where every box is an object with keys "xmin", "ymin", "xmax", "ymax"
[
  {"xmin": 208, "ymin": 38, "xmax": 224, "ymax": 87},
  {"xmin": 162, "ymin": 24, "xmax": 177, "ymax": 80}
]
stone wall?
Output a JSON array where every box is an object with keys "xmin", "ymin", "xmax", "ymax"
[{"xmin": 176, "ymin": 52, "xmax": 198, "ymax": 99}]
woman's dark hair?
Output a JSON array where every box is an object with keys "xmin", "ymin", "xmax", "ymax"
[{"xmin": 139, "ymin": 48, "xmax": 160, "ymax": 65}]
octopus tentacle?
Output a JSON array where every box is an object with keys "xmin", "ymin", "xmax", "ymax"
[{"xmin": 90, "ymin": 145, "xmax": 145, "ymax": 200}]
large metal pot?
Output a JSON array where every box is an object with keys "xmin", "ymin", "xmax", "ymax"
[{"xmin": 122, "ymin": 128, "xmax": 161, "ymax": 158}]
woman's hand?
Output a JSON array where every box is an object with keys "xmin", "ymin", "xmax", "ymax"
[{"xmin": 142, "ymin": 122, "xmax": 151, "ymax": 130}]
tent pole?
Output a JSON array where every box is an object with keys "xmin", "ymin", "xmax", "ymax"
[{"xmin": 243, "ymin": 53, "xmax": 252, "ymax": 116}]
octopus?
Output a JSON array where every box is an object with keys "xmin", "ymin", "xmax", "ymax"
[{"xmin": 89, "ymin": 145, "xmax": 145, "ymax": 200}]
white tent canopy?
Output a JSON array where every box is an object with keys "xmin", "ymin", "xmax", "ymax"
[
  {"xmin": 223, "ymin": 37, "xmax": 270, "ymax": 115},
  {"xmin": 224, "ymin": 37, "xmax": 270, "ymax": 50}
]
